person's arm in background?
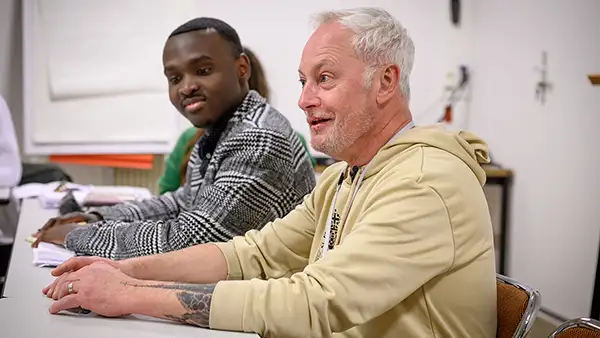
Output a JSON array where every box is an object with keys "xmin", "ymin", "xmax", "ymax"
[
  {"xmin": 0, "ymin": 96, "xmax": 22, "ymax": 187},
  {"xmin": 158, "ymin": 127, "xmax": 199, "ymax": 194},
  {"xmin": 64, "ymin": 129, "xmax": 310, "ymax": 260}
]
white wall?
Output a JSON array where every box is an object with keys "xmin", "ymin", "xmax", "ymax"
[{"xmin": 470, "ymin": 0, "xmax": 600, "ymax": 319}]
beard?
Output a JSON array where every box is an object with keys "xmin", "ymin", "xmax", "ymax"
[{"xmin": 311, "ymin": 106, "xmax": 374, "ymax": 159}]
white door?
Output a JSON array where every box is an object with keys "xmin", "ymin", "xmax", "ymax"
[{"xmin": 470, "ymin": 0, "xmax": 600, "ymax": 319}]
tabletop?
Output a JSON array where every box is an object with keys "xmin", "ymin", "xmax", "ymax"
[
  {"xmin": 0, "ymin": 297, "xmax": 253, "ymax": 337},
  {"xmin": 3, "ymin": 198, "xmax": 57, "ymax": 298},
  {"xmin": 2, "ymin": 198, "xmax": 257, "ymax": 337}
]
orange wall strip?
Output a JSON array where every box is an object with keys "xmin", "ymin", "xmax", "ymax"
[{"xmin": 49, "ymin": 154, "xmax": 155, "ymax": 170}]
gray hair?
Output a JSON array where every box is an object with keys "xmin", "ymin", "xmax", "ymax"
[{"xmin": 312, "ymin": 7, "xmax": 415, "ymax": 101}]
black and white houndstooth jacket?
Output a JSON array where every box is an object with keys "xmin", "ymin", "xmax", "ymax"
[{"xmin": 65, "ymin": 91, "xmax": 316, "ymax": 259}]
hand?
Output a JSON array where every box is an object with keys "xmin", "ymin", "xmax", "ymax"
[
  {"xmin": 32, "ymin": 223, "xmax": 86, "ymax": 248},
  {"xmin": 48, "ymin": 262, "xmax": 136, "ymax": 317},
  {"xmin": 33, "ymin": 212, "xmax": 101, "ymax": 238},
  {"xmin": 43, "ymin": 256, "xmax": 123, "ymax": 299}
]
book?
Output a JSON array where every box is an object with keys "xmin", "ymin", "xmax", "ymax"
[{"xmin": 32, "ymin": 242, "xmax": 75, "ymax": 267}]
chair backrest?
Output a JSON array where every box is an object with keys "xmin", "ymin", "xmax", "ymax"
[
  {"xmin": 548, "ymin": 317, "xmax": 600, "ymax": 338},
  {"xmin": 496, "ymin": 273, "xmax": 542, "ymax": 338}
]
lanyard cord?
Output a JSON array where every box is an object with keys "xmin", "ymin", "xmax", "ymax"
[{"xmin": 321, "ymin": 121, "xmax": 415, "ymax": 258}]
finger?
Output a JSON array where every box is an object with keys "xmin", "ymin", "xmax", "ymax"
[
  {"xmin": 48, "ymin": 275, "xmax": 64, "ymax": 299},
  {"xmin": 51, "ymin": 274, "xmax": 78, "ymax": 300},
  {"xmin": 49, "ymin": 294, "xmax": 80, "ymax": 314},
  {"xmin": 48, "ymin": 273, "xmax": 71, "ymax": 299},
  {"xmin": 31, "ymin": 231, "xmax": 44, "ymax": 248},
  {"xmin": 39, "ymin": 217, "xmax": 58, "ymax": 233},
  {"xmin": 52, "ymin": 257, "xmax": 83, "ymax": 276},
  {"xmin": 42, "ymin": 280, "xmax": 55, "ymax": 295},
  {"xmin": 50, "ymin": 276, "xmax": 66, "ymax": 299},
  {"xmin": 56, "ymin": 278, "xmax": 80, "ymax": 300},
  {"xmin": 48, "ymin": 278, "xmax": 64, "ymax": 299}
]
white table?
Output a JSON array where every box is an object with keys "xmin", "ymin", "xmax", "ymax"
[
  {"xmin": 2, "ymin": 198, "xmax": 257, "ymax": 337},
  {"xmin": 3, "ymin": 198, "xmax": 57, "ymax": 298},
  {"xmin": 0, "ymin": 297, "xmax": 252, "ymax": 337}
]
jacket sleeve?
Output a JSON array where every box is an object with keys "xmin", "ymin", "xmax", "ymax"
[
  {"xmin": 215, "ymin": 191, "xmax": 317, "ymax": 281},
  {"xmin": 89, "ymin": 188, "xmax": 185, "ymax": 222},
  {"xmin": 65, "ymin": 129, "xmax": 303, "ymax": 260},
  {"xmin": 209, "ymin": 178, "xmax": 455, "ymax": 338}
]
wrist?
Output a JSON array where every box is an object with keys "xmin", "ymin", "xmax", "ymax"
[
  {"xmin": 121, "ymin": 280, "xmax": 168, "ymax": 318},
  {"xmin": 119, "ymin": 259, "xmax": 139, "ymax": 279},
  {"xmin": 120, "ymin": 279, "xmax": 152, "ymax": 315}
]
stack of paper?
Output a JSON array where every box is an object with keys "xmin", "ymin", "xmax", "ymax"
[
  {"xmin": 12, "ymin": 182, "xmax": 91, "ymax": 200},
  {"xmin": 12, "ymin": 181, "xmax": 152, "ymax": 209},
  {"xmin": 32, "ymin": 242, "xmax": 75, "ymax": 267},
  {"xmin": 83, "ymin": 185, "xmax": 152, "ymax": 206}
]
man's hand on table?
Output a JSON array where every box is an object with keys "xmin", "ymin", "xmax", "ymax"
[
  {"xmin": 32, "ymin": 212, "xmax": 101, "ymax": 248},
  {"xmin": 45, "ymin": 261, "xmax": 137, "ymax": 317},
  {"xmin": 43, "ymin": 256, "xmax": 133, "ymax": 298}
]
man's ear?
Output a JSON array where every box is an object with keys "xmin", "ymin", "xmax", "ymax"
[
  {"xmin": 376, "ymin": 64, "xmax": 401, "ymax": 104},
  {"xmin": 238, "ymin": 54, "xmax": 251, "ymax": 81}
]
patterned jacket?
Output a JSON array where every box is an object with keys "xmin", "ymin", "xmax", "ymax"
[{"xmin": 65, "ymin": 91, "xmax": 316, "ymax": 259}]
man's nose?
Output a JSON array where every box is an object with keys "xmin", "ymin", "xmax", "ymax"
[
  {"xmin": 179, "ymin": 77, "xmax": 199, "ymax": 96},
  {"xmin": 298, "ymin": 83, "xmax": 320, "ymax": 111}
]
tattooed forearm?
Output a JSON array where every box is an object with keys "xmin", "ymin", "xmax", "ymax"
[{"xmin": 121, "ymin": 282, "xmax": 215, "ymax": 328}]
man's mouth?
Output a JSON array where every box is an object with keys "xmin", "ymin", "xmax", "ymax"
[
  {"xmin": 308, "ymin": 117, "xmax": 332, "ymax": 126},
  {"xmin": 308, "ymin": 117, "xmax": 333, "ymax": 131},
  {"xmin": 182, "ymin": 96, "xmax": 206, "ymax": 113}
]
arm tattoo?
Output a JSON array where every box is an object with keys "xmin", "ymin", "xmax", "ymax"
[{"xmin": 121, "ymin": 282, "xmax": 215, "ymax": 328}]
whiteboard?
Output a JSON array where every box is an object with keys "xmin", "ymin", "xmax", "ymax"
[{"xmin": 23, "ymin": 0, "xmax": 186, "ymax": 154}]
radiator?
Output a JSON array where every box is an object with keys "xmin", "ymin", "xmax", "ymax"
[{"xmin": 113, "ymin": 155, "xmax": 166, "ymax": 195}]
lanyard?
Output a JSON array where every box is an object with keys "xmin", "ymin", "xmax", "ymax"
[{"xmin": 321, "ymin": 121, "xmax": 415, "ymax": 258}]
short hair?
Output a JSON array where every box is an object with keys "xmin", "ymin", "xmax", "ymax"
[
  {"xmin": 311, "ymin": 7, "xmax": 415, "ymax": 101},
  {"xmin": 169, "ymin": 17, "xmax": 243, "ymax": 57}
]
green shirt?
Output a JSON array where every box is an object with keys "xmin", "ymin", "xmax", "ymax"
[
  {"xmin": 158, "ymin": 127, "xmax": 315, "ymax": 194},
  {"xmin": 158, "ymin": 127, "xmax": 198, "ymax": 194}
]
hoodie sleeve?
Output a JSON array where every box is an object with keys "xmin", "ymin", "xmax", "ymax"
[
  {"xmin": 214, "ymin": 193, "xmax": 316, "ymax": 281},
  {"xmin": 208, "ymin": 177, "xmax": 455, "ymax": 337}
]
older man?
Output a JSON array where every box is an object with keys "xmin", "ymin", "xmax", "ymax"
[{"xmin": 44, "ymin": 7, "xmax": 497, "ymax": 338}]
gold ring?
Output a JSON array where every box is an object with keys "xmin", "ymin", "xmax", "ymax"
[{"xmin": 67, "ymin": 282, "xmax": 74, "ymax": 294}]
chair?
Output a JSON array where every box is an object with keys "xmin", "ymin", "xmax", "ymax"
[
  {"xmin": 548, "ymin": 317, "xmax": 600, "ymax": 338},
  {"xmin": 496, "ymin": 273, "xmax": 542, "ymax": 338}
]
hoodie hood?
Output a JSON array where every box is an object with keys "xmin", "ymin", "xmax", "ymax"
[{"xmin": 367, "ymin": 124, "xmax": 490, "ymax": 185}]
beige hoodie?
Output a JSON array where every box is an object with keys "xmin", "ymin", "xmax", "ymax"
[{"xmin": 210, "ymin": 125, "xmax": 497, "ymax": 338}]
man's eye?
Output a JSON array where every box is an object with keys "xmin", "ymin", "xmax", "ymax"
[
  {"xmin": 320, "ymin": 74, "xmax": 329, "ymax": 82},
  {"xmin": 168, "ymin": 77, "xmax": 180, "ymax": 84},
  {"xmin": 299, "ymin": 79, "xmax": 306, "ymax": 87},
  {"xmin": 198, "ymin": 68, "xmax": 211, "ymax": 75}
]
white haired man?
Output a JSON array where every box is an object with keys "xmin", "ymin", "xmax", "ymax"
[{"xmin": 43, "ymin": 7, "xmax": 497, "ymax": 338}]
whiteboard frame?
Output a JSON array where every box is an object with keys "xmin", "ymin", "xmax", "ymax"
[{"xmin": 22, "ymin": 0, "xmax": 176, "ymax": 155}]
